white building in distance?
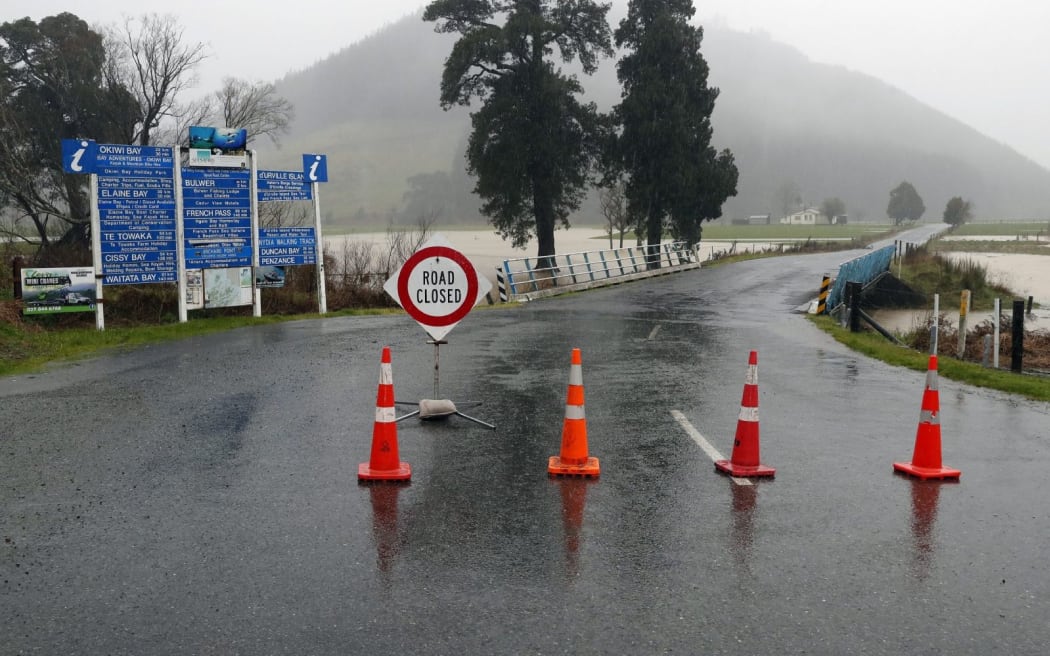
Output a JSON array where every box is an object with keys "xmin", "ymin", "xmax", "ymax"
[{"xmin": 780, "ymin": 208, "xmax": 846, "ymax": 225}]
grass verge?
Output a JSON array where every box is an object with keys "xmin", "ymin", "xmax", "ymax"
[
  {"xmin": 807, "ymin": 315, "xmax": 1050, "ymax": 402},
  {"xmin": 0, "ymin": 308, "xmax": 397, "ymax": 378},
  {"xmin": 701, "ymin": 223, "xmax": 895, "ymax": 240},
  {"xmin": 896, "ymin": 246, "xmax": 1016, "ymax": 311},
  {"xmin": 944, "ymin": 221, "xmax": 1050, "ymax": 237},
  {"xmin": 928, "ymin": 239, "xmax": 1050, "ymax": 257}
]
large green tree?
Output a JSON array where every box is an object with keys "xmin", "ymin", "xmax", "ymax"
[
  {"xmin": 611, "ymin": 0, "xmax": 737, "ymax": 261},
  {"xmin": 423, "ymin": 0, "xmax": 613, "ymax": 267},
  {"xmin": 942, "ymin": 196, "xmax": 973, "ymax": 226},
  {"xmin": 887, "ymin": 181, "xmax": 925, "ymax": 225},
  {"xmin": 0, "ymin": 13, "xmax": 137, "ymax": 253},
  {"xmin": 2, "ymin": 13, "xmax": 297, "ymax": 256}
]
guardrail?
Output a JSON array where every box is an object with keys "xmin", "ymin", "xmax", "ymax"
[
  {"xmin": 825, "ymin": 245, "xmax": 895, "ymax": 311},
  {"xmin": 498, "ymin": 241, "xmax": 700, "ymax": 302}
]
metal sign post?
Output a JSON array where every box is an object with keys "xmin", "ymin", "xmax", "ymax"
[
  {"xmin": 383, "ymin": 234, "xmax": 495, "ymax": 429},
  {"xmin": 312, "ymin": 181, "xmax": 327, "ymax": 314},
  {"xmin": 89, "ymin": 172, "xmax": 104, "ymax": 330},
  {"xmin": 395, "ymin": 338, "xmax": 494, "ymax": 429},
  {"xmin": 302, "ymin": 154, "xmax": 329, "ymax": 315},
  {"xmin": 249, "ymin": 150, "xmax": 261, "ymax": 318}
]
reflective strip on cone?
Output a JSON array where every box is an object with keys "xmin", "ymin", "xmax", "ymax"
[
  {"xmin": 918, "ymin": 409, "xmax": 939, "ymax": 424},
  {"xmin": 569, "ymin": 363, "xmax": 583, "ymax": 386},
  {"xmin": 738, "ymin": 406, "xmax": 759, "ymax": 422},
  {"xmin": 745, "ymin": 363, "xmax": 758, "ymax": 386},
  {"xmin": 565, "ymin": 404, "xmax": 586, "ymax": 420}
]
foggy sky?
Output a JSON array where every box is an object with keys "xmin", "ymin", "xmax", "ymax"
[{"xmin": 6, "ymin": 0, "xmax": 1049, "ymax": 171}]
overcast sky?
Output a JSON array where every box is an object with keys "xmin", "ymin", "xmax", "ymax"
[{"xmin": 6, "ymin": 1, "xmax": 1050, "ymax": 170}]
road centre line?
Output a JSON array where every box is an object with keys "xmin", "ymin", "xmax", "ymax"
[{"xmin": 670, "ymin": 410, "xmax": 753, "ymax": 487}]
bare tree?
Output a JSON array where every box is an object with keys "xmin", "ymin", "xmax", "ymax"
[
  {"xmin": 259, "ymin": 202, "xmax": 309, "ymax": 229},
  {"xmin": 108, "ymin": 13, "xmax": 208, "ymax": 146},
  {"xmin": 599, "ymin": 179, "xmax": 631, "ymax": 248},
  {"xmin": 381, "ymin": 213, "xmax": 436, "ymax": 275},
  {"xmin": 323, "ymin": 214, "xmax": 435, "ymax": 303},
  {"xmin": 152, "ymin": 95, "xmax": 211, "ymax": 147},
  {"xmin": 205, "ymin": 77, "xmax": 297, "ymax": 228},
  {"xmin": 334, "ymin": 238, "xmax": 381, "ymax": 287},
  {"xmin": 98, "ymin": 29, "xmax": 140, "ymax": 145},
  {"xmin": 773, "ymin": 180, "xmax": 802, "ymax": 220},
  {"xmin": 214, "ymin": 78, "xmax": 294, "ymax": 147}
]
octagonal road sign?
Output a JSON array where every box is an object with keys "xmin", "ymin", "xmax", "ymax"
[{"xmin": 383, "ymin": 234, "xmax": 492, "ymax": 342}]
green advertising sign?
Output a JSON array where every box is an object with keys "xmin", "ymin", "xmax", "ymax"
[{"xmin": 21, "ymin": 267, "xmax": 96, "ymax": 314}]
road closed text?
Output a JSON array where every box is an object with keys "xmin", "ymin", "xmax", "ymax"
[{"xmin": 417, "ymin": 270, "xmax": 463, "ymax": 304}]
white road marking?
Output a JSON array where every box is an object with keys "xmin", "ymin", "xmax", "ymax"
[
  {"xmin": 671, "ymin": 410, "xmax": 753, "ymax": 487},
  {"xmin": 647, "ymin": 324, "xmax": 661, "ymax": 341}
]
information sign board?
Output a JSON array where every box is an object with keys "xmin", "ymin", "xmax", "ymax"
[
  {"xmin": 61, "ymin": 139, "xmax": 96, "ymax": 174},
  {"xmin": 182, "ymin": 168, "xmax": 253, "ymax": 269},
  {"xmin": 94, "ymin": 145, "xmax": 178, "ymax": 284},
  {"xmin": 258, "ymin": 227, "xmax": 317, "ymax": 266},
  {"xmin": 256, "ymin": 170, "xmax": 312, "ymax": 202},
  {"xmin": 303, "ymin": 154, "xmax": 328, "ymax": 183}
]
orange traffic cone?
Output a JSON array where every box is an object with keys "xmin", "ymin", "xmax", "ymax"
[
  {"xmin": 548, "ymin": 348, "xmax": 600, "ymax": 477},
  {"xmin": 893, "ymin": 355, "xmax": 961, "ymax": 480},
  {"xmin": 358, "ymin": 346, "xmax": 411, "ymax": 482},
  {"xmin": 715, "ymin": 350, "xmax": 775, "ymax": 478}
]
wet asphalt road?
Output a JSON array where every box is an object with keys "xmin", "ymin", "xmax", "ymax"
[{"xmin": 2, "ymin": 241, "xmax": 1049, "ymax": 655}]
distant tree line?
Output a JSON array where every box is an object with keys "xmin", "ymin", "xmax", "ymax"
[
  {"xmin": 886, "ymin": 181, "xmax": 972, "ymax": 227},
  {"xmin": 0, "ymin": 12, "xmax": 294, "ymax": 260}
]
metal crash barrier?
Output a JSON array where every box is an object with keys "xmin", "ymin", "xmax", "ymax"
[
  {"xmin": 498, "ymin": 241, "xmax": 700, "ymax": 302},
  {"xmin": 825, "ymin": 245, "xmax": 895, "ymax": 312}
]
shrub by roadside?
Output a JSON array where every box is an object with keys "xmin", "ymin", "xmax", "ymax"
[{"xmin": 906, "ymin": 315, "xmax": 1050, "ymax": 372}]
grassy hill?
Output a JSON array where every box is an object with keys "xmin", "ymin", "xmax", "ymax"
[{"xmin": 259, "ymin": 6, "xmax": 1050, "ymax": 231}]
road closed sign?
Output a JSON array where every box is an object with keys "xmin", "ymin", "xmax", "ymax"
[{"xmin": 383, "ymin": 234, "xmax": 492, "ymax": 341}]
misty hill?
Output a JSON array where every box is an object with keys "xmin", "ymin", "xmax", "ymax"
[{"xmin": 262, "ymin": 9, "xmax": 1050, "ymax": 228}]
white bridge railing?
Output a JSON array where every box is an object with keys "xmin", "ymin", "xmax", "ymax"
[{"xmin": 496, "ymin": 241, "xmax": 701, "ymax": 302}]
